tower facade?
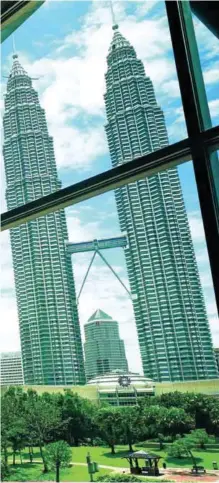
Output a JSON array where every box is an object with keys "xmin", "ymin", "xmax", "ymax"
[
  {"xmin": 3, "ymin": 55, "xmax": 85, "ymax": 385},
  {"xmin": 84, "ymin": 309, "xmax": 128, "ymax": 380},
  {"xmin": 104, "ymin": 25, "xmax": 218, "ymax": 381}
]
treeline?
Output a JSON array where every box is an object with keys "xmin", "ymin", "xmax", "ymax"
[{"xmin": 1, "ymin": 387, "xmax": 219, "ymax": 472}]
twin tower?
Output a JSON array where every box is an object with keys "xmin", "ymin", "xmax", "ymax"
[{"xmin": 3, "ymin": 22, "xmax": 218, "ymax": 385}]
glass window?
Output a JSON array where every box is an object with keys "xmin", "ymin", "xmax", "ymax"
[
  {"xmin": 1, "ymin": 156, "xmax": 218, "ymax": 383},
  {"xmin": 1, "ymin": 0, "xmax": 218, "ymax": 389},
  {"xmin": 1, "ymin": 0, "xmax": 188, "ymax": 202},
  {"xmin": 191, "ymin": 8, "xmax": 219, "ymax": 127}
]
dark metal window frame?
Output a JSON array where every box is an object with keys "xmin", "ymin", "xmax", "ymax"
[
  {"xmin": 1, "ymin": 1, "xmax": 45, "ymax": 43},
  {"xmin": 1, "ymin": 1, "xmax": 219, "ymax": 311}
]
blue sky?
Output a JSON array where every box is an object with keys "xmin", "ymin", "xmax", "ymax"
[{"xmin": 1, "ymin": 1, "xmax": 219, "ymax": 373}]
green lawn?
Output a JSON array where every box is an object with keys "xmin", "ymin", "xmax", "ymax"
[
  {"xmin": 5, "ymin": 462, "xmax": 112, "ymax": 482},
  {"xmin": 8, "ymin": 444, "xmax": 219, "ymax": 472}
]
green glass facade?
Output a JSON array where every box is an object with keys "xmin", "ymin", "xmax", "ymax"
[
  {"xmin": 104, "ymin": 26, "xmax": 218, "ymax": 382},
  {"xmin": 3, "ymin": 55, "xmax": 85, "ymax": 385},
  {"xmin": 84, "ymin": 309, "xmax": 128, "ymax": 381}
]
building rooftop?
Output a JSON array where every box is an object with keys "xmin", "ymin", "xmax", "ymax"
[
  {"xmin": 88, "ymin": 370, "xmax": 155, "ymax": 388},
  {"xmin": 88, "ymin": 309, "xmax": 113, "ymax": 322},
  {"xmin": 108, "ymin": 29, "xmax": 131, "ymax": 54},
  {"xmin": 1, "ymin": 351, "xmax": 22, "ymax": 359},
  {"xmin": 9, "ymin": 54, "xmax": 28, "ymax": 78}
]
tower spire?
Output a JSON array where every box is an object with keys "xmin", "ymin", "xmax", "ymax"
[
  {"xmin": 12, "ymin": 34, "xmax": 18, "ymax": 59},
  {"xmin": 109, "ymin": 0, "xmax": 118, "ymax": 30}
]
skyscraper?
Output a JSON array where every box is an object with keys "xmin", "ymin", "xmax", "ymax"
[
  {"xmin": 84, "ymin": 309, "xmax": 128, "ymax": 380},
  {"xmin": 3, "ymin": 55, "xmax": 85, "ymax": 385},
  {"xmin": 104, "ymin": 23, "xmax": 218, "ymax": 382}
]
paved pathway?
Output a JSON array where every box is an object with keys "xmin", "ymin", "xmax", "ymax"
[
  {"xmin": 72, "ymin": 461, "xmax": 128, "ymax": 471},
  {"xmin": 72, "ymin": 463, "xmax": 219, "ymax": 482}
]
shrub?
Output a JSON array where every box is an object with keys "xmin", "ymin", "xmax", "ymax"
[
  {"xmin": 1, "ymin": 461, "xmax": 10, "ymax": 481},
  {"xmin": 96, "ymin": 475, "xmax": 173, "ymax": 483},
  {"xmin": 96, "ymin": 474, "xmax": 143, "ymax": 482},
  {"xmin": 92, "ymin": 437, "xmax": 106, "ymax": 446}
]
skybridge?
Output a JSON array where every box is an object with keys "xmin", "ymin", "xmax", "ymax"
[{"xmin": 66, "ymin": 235, "xmax": 137, "ymax": 303}]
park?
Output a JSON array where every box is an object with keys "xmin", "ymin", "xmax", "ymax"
[{"xmin": 1, "ymin": 387, "xmax": 219, "ymax": 482}]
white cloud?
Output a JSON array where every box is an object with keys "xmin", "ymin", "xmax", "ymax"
[
  {"xmin": 8, "ymin": 1, "xmax": 182, "ymax": 171},
  {"xmin": 0, "ymin": 231, "xmax": 15, "ymax": 289},
  {"xmin": 207, "ymin": 300, "xmax": 218, "ymax": 317},
  {"xmin": 203, "ymin": 68, "xmax": 218, "ymax": 85},
  {"xmin": 200, "ymin": 272, "xmax": 214, "ymax": 289},
  {"xmin": 51, "ymin": 124, "xmax": 107, "ymax": 170},
  {"xmin": 193, "ymin": 17, "xmax": 219, "ymax": 61},
  {"xmin": 209, "ymin": 316, "xmax": 219, "ymax": 347},
  {"xmin": 208, "ymin": 99, "xmax": 219, "ymax": 119},
  {"xmin": 195, "ymin": 247, "xmax": 209, "ymax": 264},
  {"xmin": 162, "ymin": 80, "xmax": 181, "ymax": 99},
  {"xmin": 0, "ymin": 298, "xmax": 20, "ymax": 352},
  {"xmin": 0, "ymin": 232, "xmax": 20, "ymax": 353},
  {"xmin": 188, "ymin": 211, "xmax": 205, "ymax": 243},
  {"xmin": 135, "ymin": 1, "xmax": 158, "ymax": 18}
]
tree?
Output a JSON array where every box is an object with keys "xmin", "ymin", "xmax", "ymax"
[
  {"xmin": 1, "ymin": 387, "xmax": 27, "ymax": 468},
  {"xmin": 96, "ymin": 408, "xmax": 121, "ymax": 454},
  {"xmin": 168, "ymin": 437, "xmax": 197, "ymax": 467},
  {"xmin": 7, "ymin": 418, "xmax": 27, "ymax": 465},
  {"xmin": 60, "ymin": 390, "xmax": 97, "ymax": 446},
  {"xmin": 159, "ymin": 391, "xmax": 187, "ymax": 409},
  {"xmin": 142, "ymin": 405, "xmax": 166, "ymax": 440},
  {"xmin": 158, "ymin": 392, "xmax": 218, "ymax": 434},
  {"xmin": 157, "ymin": 433, "xmax": 165, "ymax": 450},
  {"xmin": 187, "ymin": 429, "xmax": 209, "ymax": 449},
  {"xmin": 209, "ymin": 403, "xmax": 219, "ymax": 436},
  {"xmin": 161, "ymin": 407, "xmax": 195, "ymax": 438},
  {"xmin": 45, "ymin": 441, "xmax": 72, "ymax": 483},
  {"xmin": 24, "ymin": 390, "xmax": 63, "ymax": 472},
  {"xmin": 141, "ymin": 405, "xmax": 193, "ymax": 442},
  {"xmin": 118, "ymin": 407, "xmax": 143, "ymax": 452},
  {"xmin": 1, "ymin": 460, "xmax": 10, "ymax": 482}
]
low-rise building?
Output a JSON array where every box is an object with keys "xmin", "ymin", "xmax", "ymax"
[
  {"xmin": 88, "ymin": 370, "xmax": 155, "ymax": 406},
  {"xmin": 0, "ymin": 352, "xmax": 24, "ymax": 386},
  {"xmin": 214, "ymin": 348, "xmax": 219, "ymax": 375}
]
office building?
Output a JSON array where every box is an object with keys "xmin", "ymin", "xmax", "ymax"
[
  {"xmin": 3, "ymin": 55, "xmax": 85, "ymax": 385},
  {"xmin": 1, "ymin": 352, "xmax": 24, "ymax": 386},
  {"xmin": 84, "ymin": 309, "xmax": 128, "ymax": 380},
  {"xmin": 104, "ymin": 22, "xmax": 218, "ymax": 381}
]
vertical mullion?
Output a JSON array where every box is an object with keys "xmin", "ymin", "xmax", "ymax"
[{"xmin": 165, "ymin": 1, "xmax": 219, "ymax": 312}]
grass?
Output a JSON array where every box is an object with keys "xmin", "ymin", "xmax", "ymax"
[
  {"xmin": 5, "ymin": 462, "xmax": 112, "ymax": 482},
  {"xmin": 69, "ymin": 445, "xmax": 219, "ymax": 470},
  {"xmin": 8, "ymin": 444, "xmax": 219, "ymax": 471}
]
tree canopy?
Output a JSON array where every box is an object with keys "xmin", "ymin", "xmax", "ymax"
[
  {"xmin": 45, "ymin": 440, "xmax": 72, "ymax": 482},
  {"xmin": 1, "ymin": 385, "xmax": 218, "ymax": 475}
]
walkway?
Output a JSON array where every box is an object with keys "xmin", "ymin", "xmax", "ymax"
[
  {"xmin": 72, "ymin": 461, "xmax": 128, "ymax": 471},
  {"xmin": 72, "ymin": 463, "xmax": 219, "ymax": 482}
]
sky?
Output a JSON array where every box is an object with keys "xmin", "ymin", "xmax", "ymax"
[{"xmin": 1, "ymin": 0, "xmax": 219, "ymax": 374}]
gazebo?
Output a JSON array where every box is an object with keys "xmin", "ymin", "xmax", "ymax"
[{"xmin": 123, "ymin": 450, "xmax": 162, "ymax": 476}]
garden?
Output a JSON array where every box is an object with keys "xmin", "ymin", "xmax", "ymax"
[{"xmin": 1, "ymin": 387, "xmax": 219, "ymax": 482}]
